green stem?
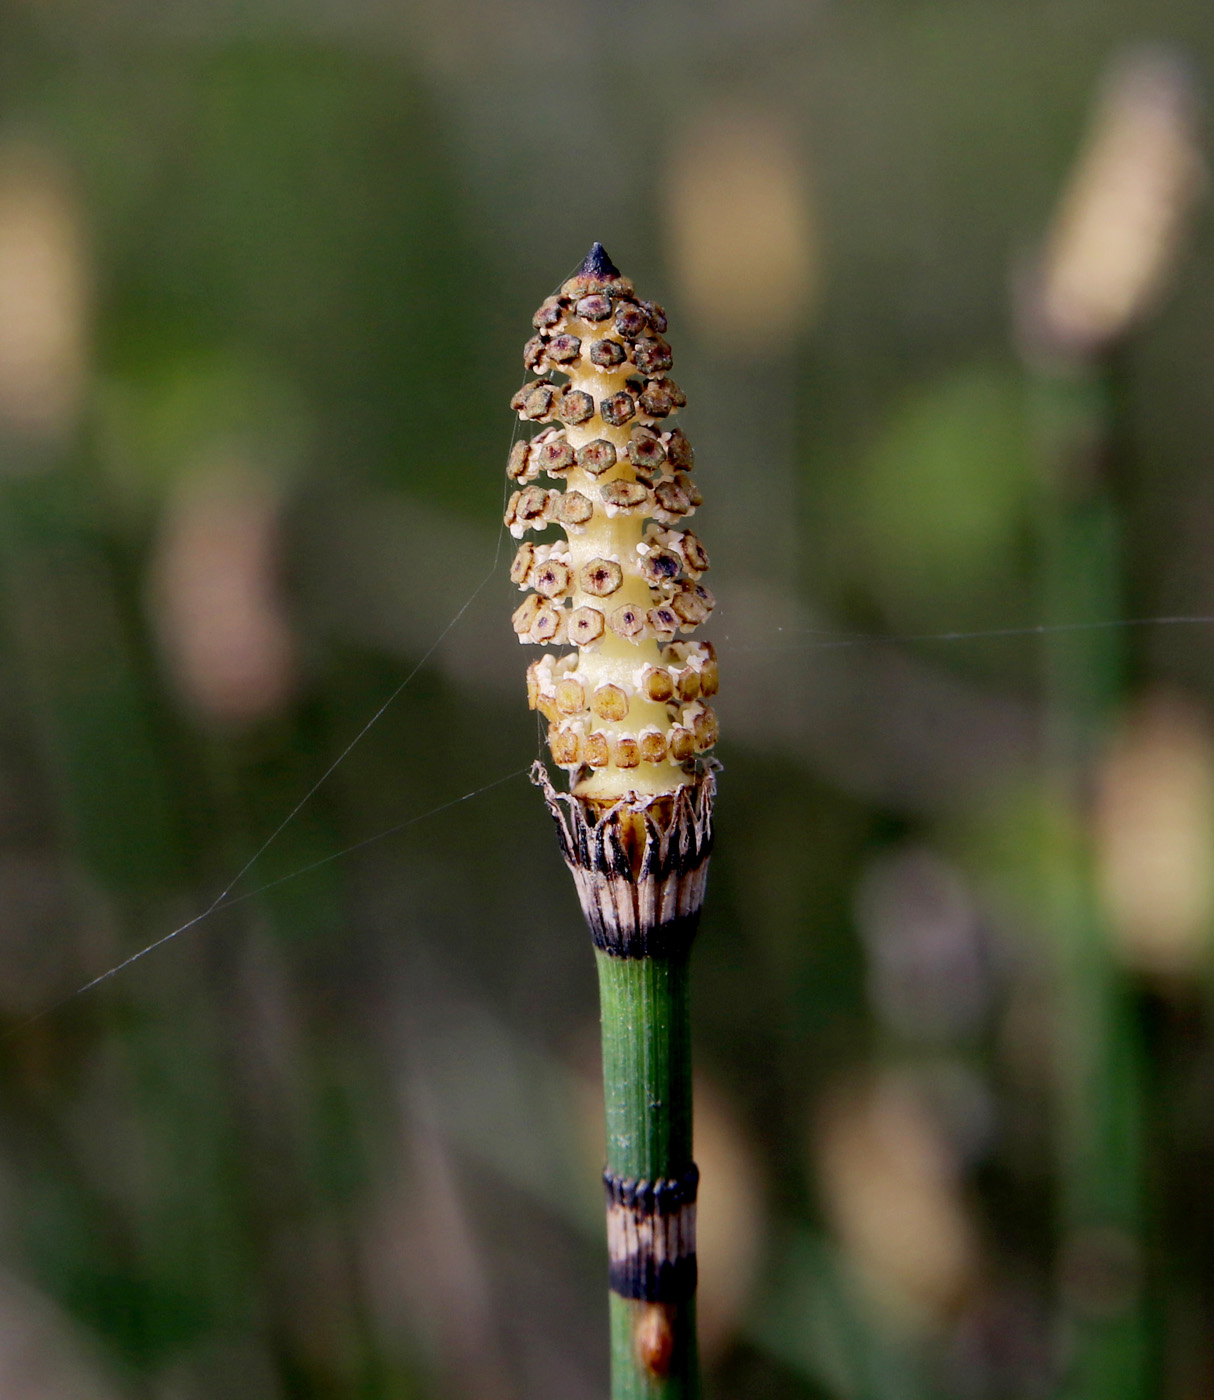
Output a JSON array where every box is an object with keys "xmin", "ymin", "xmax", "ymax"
[{"xmin": 595, "ymin": 947, "xmax": 700, "ymax": 1400}]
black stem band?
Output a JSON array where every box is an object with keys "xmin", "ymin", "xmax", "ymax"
[{"xmin": 604, "ymin": 1166, "xmax": 699, "ymax": 1303}]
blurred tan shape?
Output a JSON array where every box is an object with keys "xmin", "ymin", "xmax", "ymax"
[
  {"xmin": 366, "ymin": 1076, "xmax": 516, "ymax": 1400},
  {"xmin": 0, "ymin": 141, "xmax": 88, "ymax": 444},
  {"xmin": 813, "ymin": 1073, "xmax": 980, "ymax": 1330},
  {"xmin": 692, "ymin": 1075, "xmax": 765, "ymax": 1359},
  {"xmin": 665, "ymin": 107, "xmax": 817, "ymax": 353},
  {"xmin": 1095, "ymin": 689, "xmax": 1214, "ymax": 978},
  {"xmin": 1029, "ymin": 47, "xmax": 1203, "ymax": 360},
  {"xmin": 149, "ymin": 458, "xmax": 297, "ymax": 724}
]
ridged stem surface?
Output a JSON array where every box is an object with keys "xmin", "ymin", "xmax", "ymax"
[{"xmin": 596, "ymin": 948, "xmax": 699, "ymax": 1399}]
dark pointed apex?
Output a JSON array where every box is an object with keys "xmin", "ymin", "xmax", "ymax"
[{"xmin": 579, "ymin": 242, "xmax": 621, "ymax": 280}]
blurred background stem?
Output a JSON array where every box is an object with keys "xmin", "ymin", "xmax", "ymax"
[{"xmin": 1030, "ymin": 363, "xmax": 1150, "ymax": 1400}]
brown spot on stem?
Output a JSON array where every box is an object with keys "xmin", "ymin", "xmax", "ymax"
[{"xmin": 634, "ymin": 1304, "xmax": 675, "ymax": 1378}]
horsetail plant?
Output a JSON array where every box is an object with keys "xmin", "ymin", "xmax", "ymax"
[{"xmin": 506, "ymin": 244, "xmax": 717, "ymax": 1398}]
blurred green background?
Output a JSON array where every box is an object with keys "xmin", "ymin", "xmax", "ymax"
[{"xmin": 1, "ymin": 1, "xmax": 1213, "ymax": 1396}]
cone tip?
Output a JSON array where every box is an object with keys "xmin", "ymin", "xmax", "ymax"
[{"xmin": 578, "ymin": 241, "xmax": 622, "ymax": 280}]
